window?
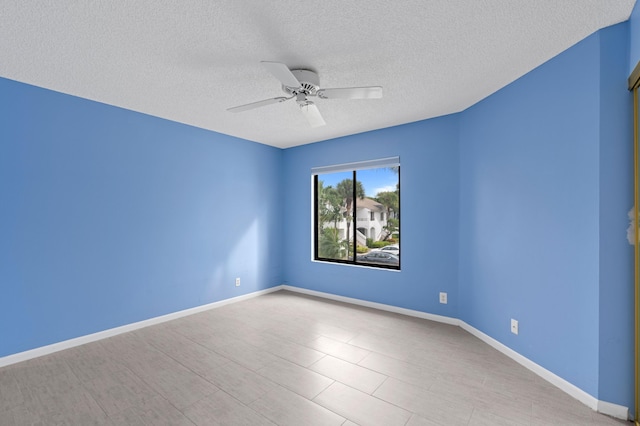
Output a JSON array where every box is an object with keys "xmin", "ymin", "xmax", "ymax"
[{"xmin": 313, "ymin": 157, "xmax": 400, "ymax": 270}]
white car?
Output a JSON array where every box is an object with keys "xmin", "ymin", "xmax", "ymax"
[{"xmin": 379, "ymin": 245, "xmax": 400, "ymax": 256}]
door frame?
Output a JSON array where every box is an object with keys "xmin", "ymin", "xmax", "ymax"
[{"xmin": 628, "ymin": 61, "xmax": 640, "ymax": 425}]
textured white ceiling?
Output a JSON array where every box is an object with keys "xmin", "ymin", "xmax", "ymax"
[{"xmin": 0, "ymin": 1, "xmax": 635, "ymax": 148}]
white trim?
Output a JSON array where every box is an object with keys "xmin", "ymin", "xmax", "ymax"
[
  {"xmin": 458, "ymin": 322, "xmax": 600, "ymax": 411},
  {"xmin": 0, "ymin": 286, "xmax": 283, "ymax": 369},
  {"xmin": 1, "ymin": 283, "xmax": 630, "ymax": 421},
  {"xmin": 459, "ymin": 325, "xmax": 632, "ymax": 420},
  {"xmin": 281, "ymin": 285, "xmax": 630, "ymax": 421},
  {"xmin": 281, "ymin": 285, "xmax": 458, "ymax": 325},
  {"xmin": 596, "ymin": 400, "xmax": 630, "ymax": 420},
  {"xmin": 311, "ymin": 156, "xmax": 400, "ymax": 174},
  {"xmin": 310, "ymin": 259, "xmax": 401, "ymax": 272}
]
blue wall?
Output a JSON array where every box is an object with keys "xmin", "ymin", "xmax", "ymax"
[
  {"xmin": 0, "ymin": 78, "xmax": 283, "ymax": 358},
  {"xmin": 597, "ymin": 23, "xmax": 634, "ymax": 408},
  {"xmin": 283, "ymin": 117, "xmax": 460, "ymax": 317},
  {"xmin": 459, "ymin": 24, "xmax": 633, "ymax": 405},
  {"xmin": 459, "ymin": 30, "xmax": 602, "ymax": 396}
]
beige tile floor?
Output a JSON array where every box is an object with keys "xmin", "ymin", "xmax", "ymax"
[{"xmin": 0, "ymin": 290, "xmax": 630, "ymax": 425}]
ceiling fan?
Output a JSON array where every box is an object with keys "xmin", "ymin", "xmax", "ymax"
[{"xmin": 227, "ymin": 61, "xmax": 383, "ymax": 127}]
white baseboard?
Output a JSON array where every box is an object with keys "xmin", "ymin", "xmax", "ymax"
[
  {"xmin": 1, "ymin": 283, "xmax": 630, "ymax": 420},
  {"xmin": 280, "ymin": 285, "xmax": 459, "ymax": 325},
  {"xmin": 0, "ymin": 286, "xmax": 283, "ymax": 369},
  {"xmin": 596, "ymin": 400, "xmax": 631, "ymax": 420},
  {"xmin": 458, "ymin": 323, "xmax": 629, "ymax": 420},
  {"xmin": 281, "ymin": 285, "xmax": 629, "ymax": 421}
]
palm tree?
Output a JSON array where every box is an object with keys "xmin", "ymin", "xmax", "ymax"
[
  {"xmin": 319, "ymin": 228, "xmax": 344, "ymax": 259},
  {"xmin": 335, "ymin": 178, "xmax": 365, "ymax": 258},
  {"xmin": 376, "ymin": 191, "xmax": 399, "ymax": 240},
  {"xmin": 383, "ymin": 217, "xmax": 399, "ymax": 241},
  {"xmin": 317, "ymin": 181, "xmax": 343, "ymax": 229},
  {"xmin": 376, "ymin": 191, "xmax": 398, "ymax": 217}
]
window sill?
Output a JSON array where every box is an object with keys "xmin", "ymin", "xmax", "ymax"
[{"xmin": 311, "ymin": 259, "xmax": 401, "ymax": 272}]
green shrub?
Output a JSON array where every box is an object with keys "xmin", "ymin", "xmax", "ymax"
[
  {"xmin": 356, "ymin": 246, "xmax": 369, "ymax": 254},
  {"xmin": 366, "ymin": 238, "xmax": 374, "ymax": 248},
  {"xmin": 371, "ymin": 241, "xmax": 391, "ymax": 248}
]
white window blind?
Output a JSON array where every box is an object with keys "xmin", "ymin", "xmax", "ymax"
[{"xmin": 311, "ymin": 156, "xmax": 399, "ymax": 175}]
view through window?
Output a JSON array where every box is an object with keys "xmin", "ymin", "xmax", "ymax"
[{"xmin": 313, "ymin": 159, "xmax": 400, "ymax": 269}]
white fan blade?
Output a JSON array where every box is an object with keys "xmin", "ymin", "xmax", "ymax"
[
  {"xmin": 299, "ymin": 102, "xmax": 325, "ymax": 127},
  {"xmin": 227, "ymin": 97, "xmax": 289, "ymax": 113},
  {"xmin": 261, "ymin": 61, "xmax": 301, "ymax": 88},
  {"xmin": 317, "ymin": 86, "xmax": 383, "ymax": 99}
]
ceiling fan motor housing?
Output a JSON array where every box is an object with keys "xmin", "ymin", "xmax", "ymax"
[{"xmin": 282, "ymin": 69, "xmax": 320, "ymax": 96}]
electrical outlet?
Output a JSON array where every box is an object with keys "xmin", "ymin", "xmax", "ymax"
[
  {"xmin": 439, "ymin": 292, "xmax": 447, "ymax": 304},
  {"xmin": 235, "ymin": 278, "xmax": 240, "ymax": 287},
  {"xmin": 511, "ymin": 319, "xmax": 518, "ymax": 335}
]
